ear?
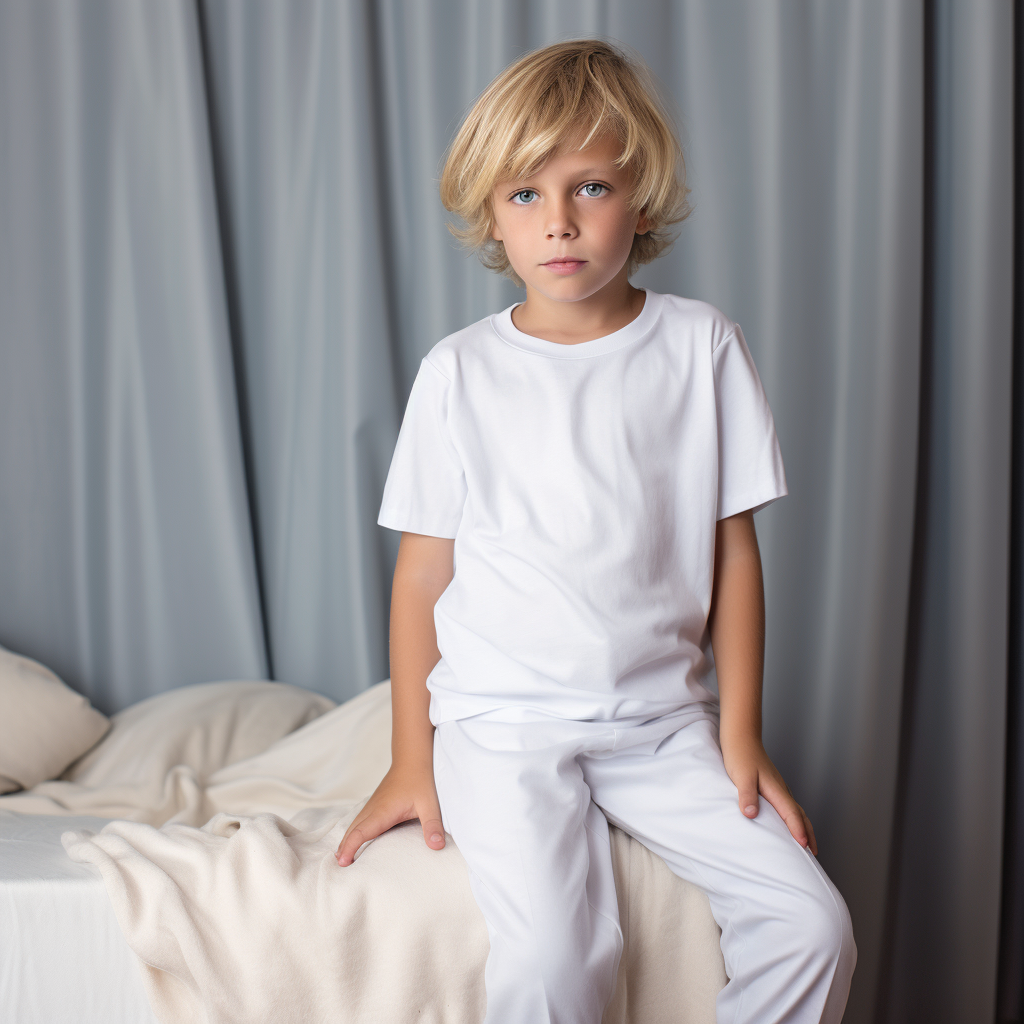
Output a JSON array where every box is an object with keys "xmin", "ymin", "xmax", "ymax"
[
  {"xmin": 490, "ymin": 219, "xmax": 504, "ymax": 243},
  {"xmin": 635, "ymin": 208, "xmax": 652, "ymax": 235}
]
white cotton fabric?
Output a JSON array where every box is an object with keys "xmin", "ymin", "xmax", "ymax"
[
  {"xmin": 0, "ymin": 814, "xmax": 159, "ymax": 1024},
  {"xmin": 378, "ymin": 290, "xmax": 788, "ymax": 726}
]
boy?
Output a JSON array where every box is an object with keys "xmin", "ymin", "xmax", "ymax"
[{"xmin": 336, "ymin": 39, "xmax": 856, "ymax": 1024}]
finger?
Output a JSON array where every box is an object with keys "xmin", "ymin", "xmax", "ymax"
[
  {"xmin": 781, "ymin": 804, "xmax": 809, "ymax": 847},
  {"xmin": 759, "ymin": 786, "xmax": 809, "ymax": 847},
  {"xmin": 335, "ymin": 821, "xmax": 369, "ymax": 866},
  {"xmin": 335, "ymin": 812, "xmax": 366, "ymax": 860},
  {"xmin": 420, "ymin": 805, "xmax": 446, "ymax": 850},
  {"xmin": 803, "ymin": 812, "xmax": 818, "ymax": 857},
  {"xmin": 336, "ymin": 806, "xmax": 372, "ymax": 851},
  {"xmin": 735, "ymin": 772, "xmax": 760, "ymax": 818},
  {"xmin": 754, "ymin": 777, "xmax": 806, "ymax": 846},
  {"xmin": 336, "ymin": 814, "xmax": 388, "ymax": 867}
]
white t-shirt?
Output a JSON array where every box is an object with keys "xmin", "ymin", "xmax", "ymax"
[{"xmin": 378, "ymin": 290, "xmax": 787, "ymax": 727}]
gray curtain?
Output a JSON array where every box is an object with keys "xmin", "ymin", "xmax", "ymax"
[
  {"xmin": 0, "ymin": 3, "xmax": 1016, "ymax": 1023},
  {"xmin": 0, "ymin": 0, "xmax": 267, "ymax": 712}
]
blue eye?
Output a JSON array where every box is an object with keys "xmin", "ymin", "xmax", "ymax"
[
  {"xmin": 511, "ymin": 190, "xmax": 537, "ymax": 205},
  {"xmin": 580, "ymin": 183, "xmax": 606, "ymax": 198}
]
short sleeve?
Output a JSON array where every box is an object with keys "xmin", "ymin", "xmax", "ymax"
[
  {"xmin": 378, "ymin": 358, "xmax": 467, "ymax": 538},
  {"xmin": 713, "ymin": 324, "xmax": 788, "ymax": 520}
]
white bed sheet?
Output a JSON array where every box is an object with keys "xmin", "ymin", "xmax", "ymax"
[{"xmin": 0, "ymin": 813, "xmax": 158, "ymax": 1024}]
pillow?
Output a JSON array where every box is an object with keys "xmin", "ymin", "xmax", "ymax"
[
  {"xmin": 0, "ymin": 644, "xmax": 111, "ymax": 793},
  {"xmin": 63, "ymin": 680, "xmax": 336, "ymax": 787}
]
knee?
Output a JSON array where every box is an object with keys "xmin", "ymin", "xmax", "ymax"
[{"xmin": 789, "ymin": 888, "xmax": 857, "ymax": 977}]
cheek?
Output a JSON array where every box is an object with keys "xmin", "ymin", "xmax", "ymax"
[
  {"xmin": 493, "ymin": 214, "xmax": 531, "ymax": 254},
  {"xmin": 490, "ymin": 199, "xmax": 513, "ymax": 242},
  {"xmin": 491, "ymin": 207, "xmax": 518, "ymax": 244},
  {"xmin": 593, "ymin": 208, "xmax": 640, "ymax": 256}
]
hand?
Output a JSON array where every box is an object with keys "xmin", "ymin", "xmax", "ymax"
[
  {"xmin": 335, "ymin": 760, "xmax": 446, "ymax": 866},
  {"xmin": 719, "ymin": 732, "xmax": 818, "ymax": 856}
]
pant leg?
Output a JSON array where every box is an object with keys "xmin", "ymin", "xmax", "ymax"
[
  {"xmin": 433, "ymin": 716, "xmax": 623, "ymax": 1024},
  {"xmin": 582, "ymin": 717, "xmax": 857, "ymax": 1024}
]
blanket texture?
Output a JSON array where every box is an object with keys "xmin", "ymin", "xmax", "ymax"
[{"xmin": 10, "ymin": 682, "xmax": 726, "ymax": 1022}]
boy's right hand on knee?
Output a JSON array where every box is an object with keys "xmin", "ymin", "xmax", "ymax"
[{"xmin": 334, "ymin": 762, "xmax": 446, "ymax": 866}]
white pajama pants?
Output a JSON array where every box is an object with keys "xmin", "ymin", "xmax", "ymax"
[{"xmin": 432, "ymin": 708, "xmax": 856, "ymax": 1024}]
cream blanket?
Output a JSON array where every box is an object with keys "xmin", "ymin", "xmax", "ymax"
[{"xmin": 7, "ymin": 682, "xmax": 726, "ymax": 1023}]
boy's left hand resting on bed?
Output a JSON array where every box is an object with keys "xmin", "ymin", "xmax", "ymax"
[{"xmin": 708, "ymin": 509, "xmax": 818, "ymax": 858}]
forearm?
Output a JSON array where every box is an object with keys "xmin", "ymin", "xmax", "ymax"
[
  {"xmin": 388, "ymin": 533, "xmax": 454, "ymax": 768},
  {"xmin": 707, "ymin": 510, "xmax": 765, "ymax": 744},
  {"xmin": 706, "ymin": 512, "xmax": 817, "ymax": 849},
  {"xmin": 336, "ymin": 531, "xmax": 454, "ymax": 866}
]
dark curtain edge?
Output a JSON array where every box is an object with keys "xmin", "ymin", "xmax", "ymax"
[
  {"xmin": 192, "ymin": 0, "xmax": 273, "ymax": 678},
  {"xmin": 871, "ymin": 1, "xmax": 936, "ymax": 1018},
  {"xmin": 997, "ymin": 2, "xmax": 1024, "ymax": 1022}
]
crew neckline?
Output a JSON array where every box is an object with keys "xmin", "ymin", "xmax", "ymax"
[{"xmin": 490, "ymin": 288, "xmax": 663, "ymax": 359}]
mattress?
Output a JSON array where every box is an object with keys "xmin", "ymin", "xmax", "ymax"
[{"xmin": 0, "ymin": 813, "xmax": 159, "ymax": 1024}]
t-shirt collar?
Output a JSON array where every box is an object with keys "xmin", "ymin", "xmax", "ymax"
[{"xmin": 489, "ymin": 288, "xmax": 664, "ymax": 359}]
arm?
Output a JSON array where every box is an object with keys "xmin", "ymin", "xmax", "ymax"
[
  {"xmin": 335, "ymin": 531, "xmax": 455, "ymax": 866},
  {"xmin": 708, "ymin": 509, "xmax": 817, "ymax": 855}
]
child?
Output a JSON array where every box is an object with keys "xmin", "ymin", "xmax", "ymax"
[{"xmin": 336, "ymin": 38, "xmax": 856, "ymax": 1024}]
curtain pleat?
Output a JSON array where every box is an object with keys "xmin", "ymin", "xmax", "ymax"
[
  {"xmin": 0, "ymin": 3, "xmax": 1018, "ymax": 1021},
  {"xmin": 0, "ymin": 0, "xmax": 266, "ymax": 713},
  {"xmin": 879, "ymin": 3, "xmax": 1015, "ymax": 1021}
]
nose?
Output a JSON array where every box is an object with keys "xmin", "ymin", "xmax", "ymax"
[{"xmin": 545, "ymin": 196, "xmax": 578, "ymax": 240}]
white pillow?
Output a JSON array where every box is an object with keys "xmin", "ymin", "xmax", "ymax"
[
  {"xmin": 64, "ymin": 679, "xmax": 336, "ymax": 787},
  {"xmin": 0, "ymin": 645, "xmax": 111, "ymax": 793}
]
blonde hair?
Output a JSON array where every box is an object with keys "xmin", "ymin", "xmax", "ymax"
[{"xmin": 439, "ymin": 39, "xmax": 692, "ymax": 285}]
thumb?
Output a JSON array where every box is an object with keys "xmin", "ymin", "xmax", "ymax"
[
  {"xmin": 736, "ymin": 772, "xmax": 760, "ymax": 819},
  {"xmin": 421, "ymin": 804, "xmax": 446, "ymax": 850}
]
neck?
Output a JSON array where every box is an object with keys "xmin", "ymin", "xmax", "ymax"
[{"xmin": 511, "ymin": 269, "xmax": 646, "ymax": 345}]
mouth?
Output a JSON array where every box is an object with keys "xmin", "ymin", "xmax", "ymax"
[{"xmin": 542, "ymin": 257, "xmax": 588, "ymax": 275}]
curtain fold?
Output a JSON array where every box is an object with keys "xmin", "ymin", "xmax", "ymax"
[
  {"xmin": 0, "ymin": 0, "xmax": 266, "ymax": 713},
  {"xmin": 196, "ymin": 0, "xmax": 407, "ymax": 698},
  {"xmin": 0, "ymin": 3, "xmax": 1017, "ymax": 1022},
  {"xmin": 880, "ymin": 3, "xmax": 1014, "ymax": 1020}
]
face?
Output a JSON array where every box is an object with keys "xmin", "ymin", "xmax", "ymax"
[{"xmin": 489, "ymin": 131, "xmax": 650, "ymax": 303}]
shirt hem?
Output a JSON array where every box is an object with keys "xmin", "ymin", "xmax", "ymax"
[
  {"xmin": 377, "ymin": 509, "xmax": 459, "ymax": 538},
  {"xmin": 717, "ymin": 485, "xmax": 788, "ymax": 521}
]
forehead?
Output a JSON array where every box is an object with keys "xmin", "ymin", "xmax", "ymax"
[{"xmin": 496, "ymin": 130, "xmax": 627, "ymax": 186}]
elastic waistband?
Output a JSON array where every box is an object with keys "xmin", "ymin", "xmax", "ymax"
[{"xmin": 448, "ymin": 700, "xmax": 720, "ymax": 728}]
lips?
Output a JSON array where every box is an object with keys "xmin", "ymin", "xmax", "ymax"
[{"xmin": 542, "ymin": 257, "xmax": 588, "ymax": 275}]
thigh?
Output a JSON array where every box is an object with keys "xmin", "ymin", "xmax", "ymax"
[
  {"xmin": 581, "ymin": 718, "xmax": 847, "ymax": 938},
  {"xmin": 433, "ymin": 716, "xmax": 621, "ymax": 964}
]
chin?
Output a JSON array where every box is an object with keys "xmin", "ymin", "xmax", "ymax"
[{"xmin": 528, "ymin": 276, "xmax": 605, "ymax": 302}]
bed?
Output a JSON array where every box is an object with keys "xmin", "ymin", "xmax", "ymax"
[
  {"xmin": 0, "ymin": 813, "xmax": 159, "ymax": 1023},
  {"xmin": 0, "ymin": 651, "xmax": 727, "ymax": 1024}
]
